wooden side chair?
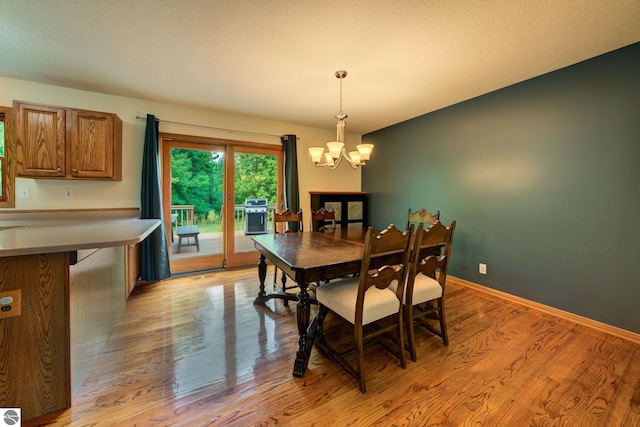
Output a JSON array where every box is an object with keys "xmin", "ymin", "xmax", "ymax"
[
  {"xmin": 311, "ymin": 207, "xmax": 336, "ymax": 232},
  {"xmin": 406, "ymin": 208, "xmax": 440, "ymax": 230},
  {"xmin": 274, "ymin": 208, "xmax": 303, "ymax": 234},
  {"xmin": 273, "ymin": 209, "xmax": 303, "ymax": 305},
  {"xmin": 310, "ymin": 207, "xmax": 338, "ymax": 287},
  {"xmin": 400, "ymin": 220, "xmax": 456, "ymax": 362},
  {"xmin": 314, "ymin": 224, "xmax": 413, "ymax": 393}
]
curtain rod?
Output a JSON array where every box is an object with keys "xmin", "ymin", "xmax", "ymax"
[{"xmin": 135, "ymin": 115, "xmax": 287, "ymax": 139}]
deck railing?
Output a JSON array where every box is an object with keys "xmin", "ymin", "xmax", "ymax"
[
  {"xmin": 170, "ymin": 205, "xmax": 195, "ymax": 226},
  {"xmin": 171, "ymin": 204, "xmax": 277, "ymax": 231},
  {"xmin": 232, "ymin": 204, "xmax": 277, "ymax": 231}
]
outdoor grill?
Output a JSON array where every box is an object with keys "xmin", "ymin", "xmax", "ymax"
[{"xmin": 244, "ymin": 198, "xmax": 269, "ymax": 235}]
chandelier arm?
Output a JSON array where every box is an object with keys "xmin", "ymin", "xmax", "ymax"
[
  {"xmin": 330, "ymin": 151, "xmax": 344, "ymax": 169},
  {"xmin": 341, "ymin": 147, "xmax": 361, "ymax": 168},
  {"xmin": 310, "ymin": 148, "xmax": 361, "ymax": 169}
]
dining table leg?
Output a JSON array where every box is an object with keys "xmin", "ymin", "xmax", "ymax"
[
  {"xmin": 293, "ymin": 280, "xmax": 316, "ymax": 377},
  {"xmin": 253, "ymin": 254, "xmax": 268, "ymax": 305}
]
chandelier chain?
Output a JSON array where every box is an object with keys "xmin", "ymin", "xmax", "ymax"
[{"xmin": 336, "ymin": 70, "xmax": 347, "ymax": 121}]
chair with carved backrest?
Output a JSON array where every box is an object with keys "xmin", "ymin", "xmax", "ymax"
[
  {"xmin": 307, "ymin": 207, "xmax": 338, "ymax": 289},
  {"xmin": 272, "ymin": 209, "xmax": 304, "ymax": 306},
  {"xmin": 314, "ymin": 224, "xmax": 413, "ymax": 393},
  {"xmin": 312, "ymin": 207, "xmax": 336, "ymax": 232},
  {"xmin": 398, "ymin": 220, "xmax": 456, "ymax": 362},
  {"xmin": 406, "ymin": 208, "xmax": 440, "ymax": 231}
]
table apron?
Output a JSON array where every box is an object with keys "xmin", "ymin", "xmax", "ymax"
[{"xmin": 293, "ymin": 260, "xmax": 362, "ymax": 284}]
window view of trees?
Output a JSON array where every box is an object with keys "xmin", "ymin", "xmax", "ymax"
[
  {"xmin": 0, "ymin": 120, "xmax": 4, "ymax": 155},
  {"xmin": 170, "ymin": 149, "xmax": 277, "ymax": 231},
  {"xmin": 234, "ymin": 152, "xmax": 278, "ymax": 205},
  {"xmin": 171, "ymin": 148, "xmax": 224, "ymax": 224}
]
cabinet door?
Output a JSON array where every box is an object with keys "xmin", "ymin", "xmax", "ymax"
[
  {"xmin": 69, "ymin": 110, "xmax": 120, "ymax": 179},
  {"xmin": 310, "ymin": 192, "xmax": 369, "ymax": 229},
  {"xmin": 15, "ymin": 102, "xmax": 67, "ymax": 177}
]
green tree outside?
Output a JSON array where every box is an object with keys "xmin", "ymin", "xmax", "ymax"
[
  {"xmin": 170, "ymin": 149, "xmax": 277, "ymax": 232},
  {"xmin": 0, "ymin": 121, "xmax": 5, "ymax": 195},
  {"xmin": 0, "ymin": 121, "xmax": 5, "ymax": 156},
  {"xmin": 234, "ymin": 152, "xmax": 277, "ymax": 205}
]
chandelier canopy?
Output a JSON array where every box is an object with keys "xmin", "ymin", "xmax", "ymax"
[{"xmin": 308, "ymin": 70, "xmax": 374, "ymax": 169}]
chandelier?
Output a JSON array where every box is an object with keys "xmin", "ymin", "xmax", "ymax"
[{"xmin": 308, "ymin": 70, "xmax": 374, "ymax": 169}]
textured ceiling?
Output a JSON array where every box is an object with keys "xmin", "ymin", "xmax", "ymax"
[{"xmin": 1, "ymin": 0, "xmax": 638, "ymax": 134}]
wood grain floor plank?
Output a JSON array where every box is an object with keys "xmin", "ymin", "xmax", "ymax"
[{"xmin": 25, "ymin": 266, "xmax": 640, "ymax": 426}]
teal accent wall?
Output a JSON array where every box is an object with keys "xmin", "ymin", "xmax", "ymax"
[{"xmin": 362, "ymin": 42, "xmax": 640, "ymax": 333}]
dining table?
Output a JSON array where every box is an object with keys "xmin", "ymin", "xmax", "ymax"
[
  {"xmin": 252, "ymin": 226, "xmax": 441, "ymax": 378},
  {"xmin": 252, "ymin": 227, "xmax": 366, "ymax": 377}
]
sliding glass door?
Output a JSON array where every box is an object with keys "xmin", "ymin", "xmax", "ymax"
[
  {"xmin": 161, "ymin": 134, "xmax": 283, "ymax": 274},
  {"xmin": 225, "ymin": 146, "xmax": 282, "ymax": 268}
]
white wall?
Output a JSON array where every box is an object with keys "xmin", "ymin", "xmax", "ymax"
[{"xmin": 1, "ymin": 76, "xmax": 362, "ymax": 224}]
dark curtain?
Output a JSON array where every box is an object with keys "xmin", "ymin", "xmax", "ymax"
[
  {"xmin": 281, "ymin": 134, "xmax": 300, "ymax": 231},
  {"xmin": 139, "ymin": 114, "xmax": 171, "ymax": 281}
]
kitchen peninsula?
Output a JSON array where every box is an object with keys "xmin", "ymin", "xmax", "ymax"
[{"xmin": 0, "ymin": 210, "xmax": 160, "ymax": 422}]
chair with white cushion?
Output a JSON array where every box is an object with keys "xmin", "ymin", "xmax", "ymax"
[
  {"xmin": 400, "ymin": 220, "xmax": 456, "ymax": 362},
  {"xmin": 314, "ymin": 224, "xmax": 413, "ymax": 393}
]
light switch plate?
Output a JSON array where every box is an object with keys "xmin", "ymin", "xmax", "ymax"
[{"xmin": 19, "ymin": 188, "xmax": 30, "ymax": 199}]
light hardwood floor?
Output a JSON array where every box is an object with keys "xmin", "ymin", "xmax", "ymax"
[{"xmin": 28, "ymin": 267, "xmax": 640, "ymax": 426}]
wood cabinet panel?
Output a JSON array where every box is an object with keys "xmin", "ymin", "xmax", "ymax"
[
  {"xmin": 14, "ymin": 101, "xmax": 122, "ymax": 180},
  {"xmin": 125, "ymin": 243, "xmax": 140, "ymax": 297},
  {"xmin": 0, "ymin": 253, "xmax": 70, "ymax": 421},
  {"xmin": 14, "ymin": 102, "xmax": 67, "ymax": 177},
  {"xmin": 69, "ymin": 109, "xmax": 122, "ymax": 179}
]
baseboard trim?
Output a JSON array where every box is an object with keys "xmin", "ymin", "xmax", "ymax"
[{"xmin": 447, "ymin": 276, "xmax": 640, "ymax": 345}]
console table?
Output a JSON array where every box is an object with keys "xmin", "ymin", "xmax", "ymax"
[{"xmin": 310, "ymin": 191, "xmax": 368, "ymax": 230}]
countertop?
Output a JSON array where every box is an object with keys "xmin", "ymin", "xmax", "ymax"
[{"xmin": 0, "ymin": 218, "xmax": 161, "ymax": 257}]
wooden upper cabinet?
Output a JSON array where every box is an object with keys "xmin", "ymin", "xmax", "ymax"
[
  {"xmin": 69, "ymin": 109, "xmax": 122, "ymax": 179},
  {"xmin": 14, "ymin": 102, "xmax": 67, "ymax": 178},
  {"xmin": 14, "ymin": 101, "xmax": 122, "ymax": 180}
]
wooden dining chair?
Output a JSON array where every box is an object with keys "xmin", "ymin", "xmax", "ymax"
[
  {"xmin": 406, "ymin": 208, "xmax": 440, "ymax": 230},
  {"xmin": 274, "ymin": 208, "xmax": 303, "ymax": 234},
  {"xmin": 314, "ymin": 224, "xmax": 413, "ymax": 393},
  {"xmin": 311, "ymin": 207, "xmax": 336, "ymax": 232},
  {"xmin": 273, "ymin": 209, "xmax": 303, "ymax": 305},
  {"xmin": 399, "ymin": 220, "xmax": 456, "ymax": 362}
]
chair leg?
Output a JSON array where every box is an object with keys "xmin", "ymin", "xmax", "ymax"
[
  {"xmin": 397, "ymin": 310, "xmax": 407, "ymax": 369},
  {"xmin": 273, "ymin": 266, "xmax": 277, "ymax": 291},
  {"xmin": 281, "ymin": 271, "xmax": 289, "ymax": 306},
  {"xmin": 354, "ymin": 326, "xmax": 366, "ymax": 393},
  {"xmin": 273, "ymin": 266, "xmax": 290, "ymax": 307},
  {"xmin": 438, "ymin": 298, "xmax": 449, "ymax": 346},
  {"xmin": 405, "ymin": 304, "xmax": 418, "ymax": 362}
]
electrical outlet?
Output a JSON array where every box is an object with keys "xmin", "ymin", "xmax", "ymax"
[
  {"xmin": 479, "ymin": 263, "xmax": 487, "ymax": 274},
  {"xmin": 19, "ymin": 188, "xmax": 30, "ymax": 199},
  {"xmin": 0, "ymin": 289, "xmax": 22, "ymax": 319},
  {"xmin": 64, "ymin": 188, "xmax": 74, "ymax": 199}
]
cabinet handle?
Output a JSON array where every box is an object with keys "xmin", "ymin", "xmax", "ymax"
[
  {"xmin": 72, "ymin": 169, "xmax": 78, "ymax": 174},
  {"xmin": 56, "ymin": 168, "xmax": 62, "ymax": 173}
]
